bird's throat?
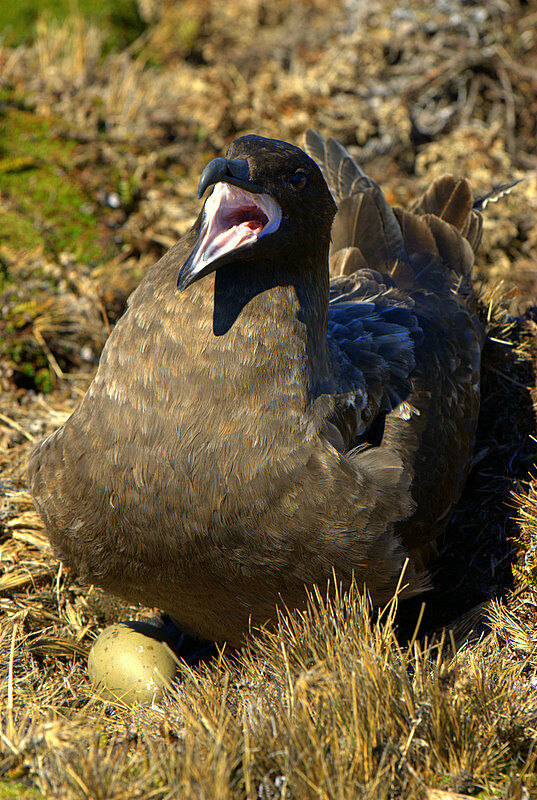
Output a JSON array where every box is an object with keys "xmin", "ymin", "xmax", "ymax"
[
  {"xmin": 93, "ymin": 247, "xmax": 333, "ymax": 488},
  {"xmin": 208, "ymin": 256, "xmax": 331, "ymax": 386}
]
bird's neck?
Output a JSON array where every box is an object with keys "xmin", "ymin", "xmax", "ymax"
[
  {"xmin": 91, "ymin": 245, "xmax": 334, "ymax": 490},
  {"xmin": 194, "ymin": 252, "xmax": 331, "ymax": 396}
]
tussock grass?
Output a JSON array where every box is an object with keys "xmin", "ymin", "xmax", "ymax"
[
  {"xmin": 1, "ymin": 2, "xmax": 537, "ymax": 797},
  {"xmin": 512, "ymin": 481, "xmax": 537, "ymax": 595},
  {"xmin": 1, "ymin": 582, "xmax": 536, "ymax": 799}
]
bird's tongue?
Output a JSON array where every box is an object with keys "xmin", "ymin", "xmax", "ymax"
[
  {"xmin": 190, "ymin": 183, "xmax": 282, "ymax": 272},
  {"xmin": 203, "ymin": 213, "xmax": 265, "ymax": 262}
]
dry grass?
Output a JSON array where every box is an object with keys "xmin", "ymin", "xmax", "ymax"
[
  {"xmin": 1, "ymin": 581, "xmax": 536, "ymax": 799},
  {"xmin": 1, "ymin": 0, "xmax": 537, "ymax": 797}
]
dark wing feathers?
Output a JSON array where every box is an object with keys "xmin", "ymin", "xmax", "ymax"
[
  {"xmin": 409, "ymin": 174, "xmax": 485, "ymax": 252},
  {"xmin": 305, "ymin": 129, "xmax": 409, "ymax": 266},
  {"xmin": 421, "ymin": 214, "xmax": 475, "ymax": 282},
  {"xmin": 306, "ymin": 128, "xmax": 485, "ymax": 564},
  {"xmin": 410, "ymin": 175, "xmax": 473, "ymax": 230},
  {"xmin": 305, "ymin": 129, "xmax": 368, "ymax": 197},
  {"xmin": 465, "ymin": 211, "xmax": 483, "ymax": 253},
  {"xmin": 330, "ymin": 246, "xmax": 369, "ymax": 276},
  {"xmin": 391, "ymin": 208, "xmax": 439, "ymax": 258},
  {"xmin": 326, "ymin": 296, "xmax": 419, "ymax": 450},
  {"xmin": 331, "ymin": 191, "xmax": 410, "ymax": 267}
]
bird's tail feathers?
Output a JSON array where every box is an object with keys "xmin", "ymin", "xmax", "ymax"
[
  {"xmin": 410, "ymin": 175, "xmax": 483, "ymax": 254},
  {"xmin": 327, "ymin": 197, "xmax": 476, "ymax": 301},
  {"xmin": 304, "ymin": 130, "xmax": 482, "ymax": 297}
]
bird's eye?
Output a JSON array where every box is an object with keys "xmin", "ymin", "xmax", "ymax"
[{"xmin": 288, "ymin": 171, "xmax": 307, "ymax": 189}]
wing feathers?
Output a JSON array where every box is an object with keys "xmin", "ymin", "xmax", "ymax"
[
  {"xmin": 305, "ymin": 129, "xmax": 409, "ymax": 267},
  {"xmin": 392, "ymin": 208, "xmax": 439, "ymax": 257},
  {"xmin": 305, "ymin": 129, "xmax": 368, "ymax": 198},
  {"xmin": 332, "ymin": 191, "xmax": 410, "ymax": 267},
  {"xmin": 306, "ymin": 128, "xmax": 484, "ymax": 568},
  {"xmin": 329, "ymin": 246, "xmax": 369, "ymax": 277},
  {"xmin": 421, "ymin": 214, "xmax": 475, "ymax": 279},
  {"xmin": 410, "ymin": 175, "xmax": 473, "ymax": 231},
  {"xmin": 465, "ymin": 210, "xmax": 483, "ymax": 253}
]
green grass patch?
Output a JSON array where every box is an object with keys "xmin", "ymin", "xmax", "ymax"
[
  {"xmin": 0, "ymin": 104, "xmax": 110, "ymax": 263},
  {"xmin": 0, "ymin": 780, "xmax": 44, "ymax": 799},
  {"xmin": 0, "ymin": 101, "xmax": 122, "ymax": 391},
  {"xmin": 0, "ymin": 209, "xmax": 43, "ymax": 254},
  {"xmin": 0, "ymin": 0, "xmax": 146, "ymax": 51}
]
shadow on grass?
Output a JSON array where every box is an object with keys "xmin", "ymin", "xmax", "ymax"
[{"xmin": 398, "ymin": 305, "xmax": 537, "ymax": 642}]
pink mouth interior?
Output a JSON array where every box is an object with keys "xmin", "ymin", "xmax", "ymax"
[
  {"xmin": 225, "ymin": 205, "xmax": 269, "ymax": 234},
  {"xmin": 190, "ymin": 182, "xmax": 282, "ymax": 273}
]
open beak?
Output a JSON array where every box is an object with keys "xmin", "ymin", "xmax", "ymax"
[{"xmin": 177, "ymin": 158, "xmax": 282, "ymax": 292}]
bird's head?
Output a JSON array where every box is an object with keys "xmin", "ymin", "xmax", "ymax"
[{"xmin": 177, "ymin": 135, "xmax": 337, "ymax": 292}]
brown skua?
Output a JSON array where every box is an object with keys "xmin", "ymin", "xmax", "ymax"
[{"xmin": 29, "ymin": 131, "xmax": 484, "ymax": 647}]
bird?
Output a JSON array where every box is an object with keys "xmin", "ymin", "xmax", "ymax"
[{"xmin": 28, "ymin": 131, "xmax": 484, "ymax": 648}]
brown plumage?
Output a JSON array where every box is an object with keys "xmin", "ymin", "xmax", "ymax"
[{"xmin": 28, "ymin": 132, "xmax": 484, "ymax": 646}]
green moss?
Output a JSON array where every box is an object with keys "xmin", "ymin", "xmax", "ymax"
[
  {"xmin": 0, "ymin": 0, "xmax": 146, "ymax": 51},
  {"xmin": 0, "ymin": 103, "xmax": 122, "ymax": 391},
  {"xmin": 0, "ymin": 779, "xmax": 44, "ymax": 799},
  {"xmin": 0, "ymin": 105, "xmax": 111, "ymax": 263},
  {"xmin": 0, "ymin": 210, "xmax": 43, "ymax": 253},
  {"xmin": 34, "ymin": 367, "xmax": 52, "ymax": 392},
  {"xmin": 177, "ymin": 17, "xmax": 202, "ymax": 52},
  {"xmin": 0, "ymin": 325, "xmax": 54, "ymax": 392},
  {"xmin": 118, "ymin": 174, "xmax": 141, "ymax": 208}
]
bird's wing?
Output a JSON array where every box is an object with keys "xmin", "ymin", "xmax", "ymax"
[
  {"xmin": 323, "ymin": 287, "xmax": 420, "ymax": 452},
  {"xmin": 307, "ymin": 130, "xmax": 484, "ymax": 557},
  {"xmin": 305, "ymin": 128, "xmax": 410, "ymax": 265}
]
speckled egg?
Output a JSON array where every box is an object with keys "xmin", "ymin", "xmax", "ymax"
[{"xmin": 88, "ymin": 621, "xmax": 179, "ymax": 706}]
